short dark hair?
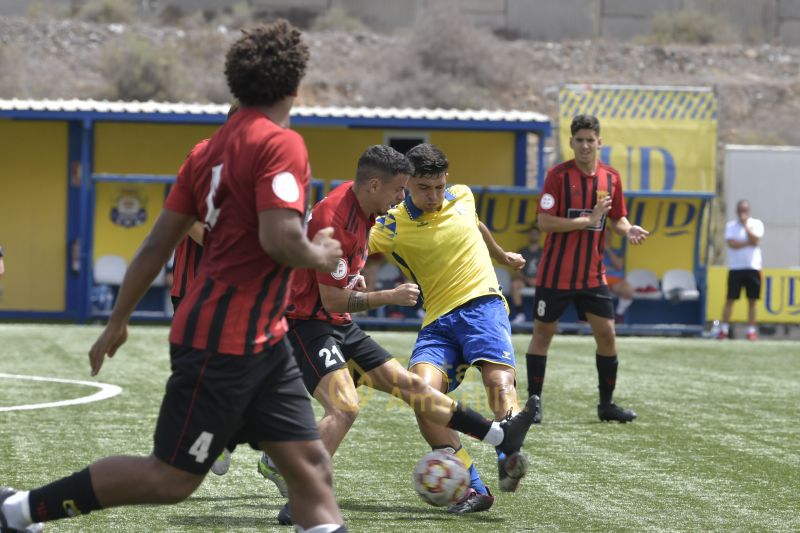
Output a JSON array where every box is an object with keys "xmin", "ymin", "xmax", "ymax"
[
  {"xmin": 406, "ymin": 143, "xmax": 449, "ymax": 177},
  {"xmin": 570, "ymin": 114, "xmax": 601, "ymax": 136},
  {"xmin": 355, "ymin": 145, "xmax": 413, "ymax": 185},
  {"xmin": 224, "ymin": 20, "xmax": 309, "ymax": 107}
]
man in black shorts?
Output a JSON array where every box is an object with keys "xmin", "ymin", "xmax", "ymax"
[
  {"xmin": 716, "ymin": 199, "xmax": 764, "ymax": 341},
  {"xmin": 523, "ymin": 114, "xmax": 649, "ymax": 423},
  {"xmin": 1, "ymin": 20, "xmax": 349, "ymax": 533},
  {"xmin": 260, "ymin": 145, "xmax": 539, "ymax": 525}
]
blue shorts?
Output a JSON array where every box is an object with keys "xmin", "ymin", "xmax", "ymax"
[{"xmin": 410, "ymin": 295, "xmax": 516, "ymax": 392}]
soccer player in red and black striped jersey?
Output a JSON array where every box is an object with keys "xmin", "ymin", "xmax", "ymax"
[
  {"xmin": 0, "ymin": 21, "xmax": 349, "ymax": 533},
  {"xmin": 525, "ymin": 114, "xmax": 649, "ymax": 424},
  {"xmin": 261, "ymin": 145, "xmax": 539, "ymax": 525},
  {"xmin": 169, "ymin": 221, "xmax": 203, "ymax": 311}
]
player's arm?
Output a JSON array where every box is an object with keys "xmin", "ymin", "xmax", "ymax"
[
  {"xmin": 258, "ymin": 209, "xmax": 341, "ymax": 271},
  {"xmin": 318, "ymin": 281, "xmax": 420, "ymax": 313},
  {"xmin": 610, "ymin": 216, "xmax": 649, "ymax": 245},
  {"xmin": 89, "ymin": 209, "xmax": 194, "ymax": 376},
  {"xmin": 743, "ymin": 221, "xmax": 762, "ymax": 246},
  {"xmin": 538, "ymin": 195, "xmax": 611, "ymax": 233},
  {"xmin": 187, "ymin": 221, "xmax": 205, "ymax": 245},
  {"xmin": 478, "ymin": 221, "xmax": 525, "ymax": 271}
]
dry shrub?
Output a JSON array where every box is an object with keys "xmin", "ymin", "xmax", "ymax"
[
  {"xmin": 640, "ymin": 9, "xmax": 734, "ymax": 45},
  {"xmin": 77, "ymin": 0, "xmax": 135, "ymax": 23},
  {"xmin": 99, "ymin": 35, "xmax": 178, "ymax": 101},
  {"xmin": 311, "ymin": 7, "xmax": 368, "ymax": 33}
]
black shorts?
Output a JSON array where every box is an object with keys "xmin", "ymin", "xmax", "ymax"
[
  {"xmin": 532, "ymin": 285, "xmax": 615, "ymax": 322},
  {"xmin": 727, "ymin": 269, "xmax": 761, "ymax": 300},
  {"xmin": 153, "ymin": 339, "xmax": 319, "ymax": 475},
  {"xmin": 287, "ymin": 319, "xmax": 392, "ymax": 394}
]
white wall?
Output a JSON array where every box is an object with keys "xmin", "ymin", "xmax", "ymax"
[{"xmin": 724, "ymin": 145, "xmax": 800, "ymax": 268}]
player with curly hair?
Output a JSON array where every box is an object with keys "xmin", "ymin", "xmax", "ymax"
[{"xmin": 1, "ymin": 20, "xmax": 349, "ymax": 533}]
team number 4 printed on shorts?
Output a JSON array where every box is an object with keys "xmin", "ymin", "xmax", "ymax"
[{"xmin": 189, "ymin": 431, "xmax": 215, "ymax": 463}]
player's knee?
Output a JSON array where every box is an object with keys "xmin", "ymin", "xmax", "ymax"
[
  {"xmin": 327, "ymin": 401, "xmax": 360, "ymax": 429},
  {"xmin": 301, "ymin": 443, "xmax": 335, "ymax": 487},
  {"xmin": 142, "ymin": 458, "xmax": 201, "ymax": 503}
]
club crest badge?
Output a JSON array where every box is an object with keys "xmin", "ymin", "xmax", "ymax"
[{"xmin": 110, "ymin": 189, "xmax": 147, "ymax": 228}]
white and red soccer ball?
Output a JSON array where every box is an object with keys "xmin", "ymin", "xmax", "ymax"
[{"xmin": 413, "ymin": 450, "xmax": 470, "ymax": 507}]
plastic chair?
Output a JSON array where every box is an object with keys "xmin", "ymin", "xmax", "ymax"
[
  {"xmin": 93, "ymin": 255, "xmax": 127, "ymax": 285},
  {"xmin": 662, "ymin": 269, "xmax": 700, "ymax": 301},
  {"xmin": 626, "ymin": 269, "xmax": 662, "ymax": 299},
  {"xmin": 494, "ymin": 266, "xmax": 512, "ymax": 296}
]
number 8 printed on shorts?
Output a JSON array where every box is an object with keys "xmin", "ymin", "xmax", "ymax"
[{"xmin": 537, "ymin": 299, "xmax": 546, "ymax": 317}]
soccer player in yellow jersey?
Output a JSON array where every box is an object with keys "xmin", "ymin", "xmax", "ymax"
[{"xmin": 370, "ymin": 143, "xmax": 539, "ymax": 513}]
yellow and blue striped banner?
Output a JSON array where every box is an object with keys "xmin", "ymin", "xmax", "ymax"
[{"xmin": 559, "ymin": 85, "xmax": 717, "ymax": 192}]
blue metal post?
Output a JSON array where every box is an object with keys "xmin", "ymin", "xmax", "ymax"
[
  {"xmin": 514, "ymin": 131, "xmax": 527, "ymax": 187},
  {"xmin": 77, "ymin": 119, "xmax": 94, "ymax": 323}
]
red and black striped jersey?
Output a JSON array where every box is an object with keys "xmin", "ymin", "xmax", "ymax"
[
  {"xmin": 535, "ymin": 159, "xmax": 627, "ymax": 290},
  {"xmin": 170, "ymin": 236, "xmax": 202, "ymax": 300},
  {"xmin": 287, "ymin": 181, "xmax": 373, "ymax": 325},
  {"xmin": 163, "ymin": 108, "xmax": 311, "ymax": 354}
]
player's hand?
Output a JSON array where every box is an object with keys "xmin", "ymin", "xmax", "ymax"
[
  {"xmin": 311, "ymin": 227, "xmax": 343, "ymax": 272},
  {"xmin": 503, "ymin": 251, "xmax": 526, "ymax": 270},
  {"xmin": 352, "ymin": 274, "xmax": 367, "ymax": 292},
  {"xmin": 626, "ymin": 225, "xmax": 649, "ymax": 245},
  {"xmin": 589, "ymin": 195, "xmax": 612, "ymax": 226},
  {"xmin": 392, "ymin": 283, "xmax": 420, "ymax": 306},
  {"xmin": 88, "ymin": 320, "xmax": 128, "ymax": 376}
]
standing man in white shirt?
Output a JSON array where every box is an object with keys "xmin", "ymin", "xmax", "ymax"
[{"xmin": 718, "ymin": 199, "xmax": 764, "ymax": 340}]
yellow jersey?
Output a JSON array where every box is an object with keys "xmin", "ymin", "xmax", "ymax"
[{"xmin": 369, "ymin": 184, "xmax": 506, "ymax": 328}]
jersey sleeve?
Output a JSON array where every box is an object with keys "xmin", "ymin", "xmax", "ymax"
[
  {"xmin": 312, "ymin": 204, "xmax": 352, "ymax": 289},
  {"xmin": 369, "ymin": 213, "xmax": 396, "ymax": 256},
  {"xmin": 609, "ymin": 174, "xmax": 627, "ymax": 219},
  {"xmin": 164, "ymin": 141, "xmax": 206, "ymax": 217},
  {"xmin": 537, "ymin": 169, "xmax": 561, "ymax": 216},
  {"xmin": 254, "ymin": 130, "xmax": 309, "ymax": 216}
]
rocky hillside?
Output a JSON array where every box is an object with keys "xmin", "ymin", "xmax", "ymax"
[{"xmin": 2, "ymin": 12, "xmax": 799, "ymax": 147}]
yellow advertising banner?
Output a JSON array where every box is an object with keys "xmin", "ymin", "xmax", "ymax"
[
  {"xmin": 475, "ymin": 189, "xmax": 709, "ymax": 279},
  {"xmin": 559, "ymin": 85, "xmax": 717, "ymax": 192},
  {"xmin": 706, "ymin": 266, "xmax": 800, "ymax": 323},
  {"xmin": 93, "ymin": 182, "xmax": 167, "ymax": 263}
]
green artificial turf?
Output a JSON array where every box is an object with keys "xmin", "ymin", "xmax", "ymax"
[{"xmin": 1, "ymin": 324, "xmax": 798, "ymax": 532}]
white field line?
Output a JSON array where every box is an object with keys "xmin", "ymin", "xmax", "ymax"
[{"xmin": 0, "ymin": 373, "xmax": 122, "ymax": 411}]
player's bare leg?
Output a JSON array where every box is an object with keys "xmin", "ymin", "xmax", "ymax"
[
  {"xmin": 313, "ymin": 368, "xmax": 361, "ymax": 456},
  {"xmin": 585, "ymin": 312, "xmax": 636, "ymax": 423},
  {"xmin": 528, "ymin": 319, "xmax": 557, "ymax": 356},
  {"xmin": 89, "ymin": 455, "xmax": 203, "ymax": 506},
  {"xmin": 261, "ymin": 440, "xmax": 342, "ymax": 530},
  {"xmin": 479, "ymin": 362, "xmax": 521, "ymax": 419},
  {"xmin": 404, "ymin": 362, "xmax": 462, "ymax": 449}
]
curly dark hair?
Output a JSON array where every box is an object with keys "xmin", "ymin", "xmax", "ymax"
[
  {"xmin": 355, "ymin": 145, "xmax": 414, "ymax": 184},
  {"xmin": 224, "ymin": 19, "xmax": 309, "ymax": 107},
  {"xmin": 406, "ymin": 143, "xmax": 449, "ymax": 177},
  {"xmin": 570, "ymin": 114, "xmax": 600, "ymax": 136}
]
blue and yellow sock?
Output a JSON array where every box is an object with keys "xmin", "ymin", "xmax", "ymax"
[{"xmin": 455, "ymin": 446, "xmax": 488, "ymax": 495}]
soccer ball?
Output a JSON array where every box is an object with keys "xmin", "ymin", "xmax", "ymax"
[{"xmin": 412, "ymin": 450, "xmax": 470, "ymax": 507}]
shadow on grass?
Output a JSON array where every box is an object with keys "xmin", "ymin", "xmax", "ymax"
[
  {"xmin": 338, "ymin": 500, "xmax": 505, "ymax": 523},
  {"xmin": 168, "ymin": 515, "xmax": 283, "ymax": 528}
]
